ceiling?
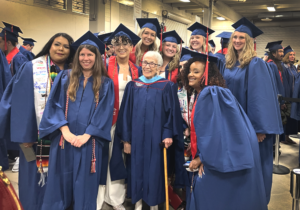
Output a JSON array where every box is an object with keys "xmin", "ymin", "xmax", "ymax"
[{"xmin": 164, "ymin": 0, "xmax": 300, "ymax": 23}]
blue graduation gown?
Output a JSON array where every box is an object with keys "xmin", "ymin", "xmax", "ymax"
[
  {"xmin": 0, "ymin": 59, "xmax": 66, "ymax": 210},
  {"xmin": 19, "ymin": 46, "xmax": 35, "ymax": 61},
  {"xmin": 100, "ymin": 62, "xmax": 142, "ymax": 185},
  {"xmin": 214, "ymin": 53, "xmax": 226, "ymax": 64},
  {"xmin": 10, "ymin": 51, "xmax": 29, "ymax": 76},
  {"xmin": 0, "ymin": 49, "xmax": 11, "ymax": 170},
  {"xmin": 192, "ymin": 86, "xmax": 268, "ymax": 210},
  {"xmin": 221, "ymin": 57, "xmax": 283, "ymax": 204},
  {"xmin": 39, "ymin": 71, "xmax": 114, "ymax": 210},
  {"xmin": 110, "ymin": 77, "xmax": 182, "ymax": 206},
  {"xmin": 291, "ymin": 74, "xmax": 300, "ymax": 121}
]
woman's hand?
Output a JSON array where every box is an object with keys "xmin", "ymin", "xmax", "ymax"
[
  {"xmin": 257, "ymin": 133, "xmax": 266, "ymax": 142},
  {"xmin": 198, "ymin": 163, "xmax": 205, "ymax": 178},
  {"xmin": 184, "ymin": 128, "xmax": 190, "ymax": 137},
  {"xmin": 60, "ymin": 126, "xmax": 76, "ymax": 144},
  {"xmin": 72, "ymin": 134, "xmax": 91, "ymax": 148},
  {"xmin": 189, "ymin": 156, "xmax": 201, "ymax": 170},
  {"xmin": 162, "ymin": 138, "xmax": 173, "ymax": 149},
  {"xmin": 123, "ymin": 142, "xmax": 131, "ymax": 154}
]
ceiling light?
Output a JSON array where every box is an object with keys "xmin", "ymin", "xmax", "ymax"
[
  {"xmin": 261, "ymin": 18, "xmax": 272, "ymax": 22},
  {"xmin": 267, "ymin": 7, "xmax": 276, "ymax": 11},
  {"xmin": 217, "ymin": 17, "xmax": 225, "ymax": 20},
  {"xmin": 180, "ymin": 0, "xmax": 190, "ymax": 2},
  {"xmin": 275, "ymin": 15, "xmax": 283, "ymax": 17}
]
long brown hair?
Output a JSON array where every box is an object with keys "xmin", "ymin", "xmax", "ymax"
[
  {"xmin": 282, "ymin": 51, "xmax": 296, "ymax": 64},
  {"xmin": 68, "ymin": 45, "xmax": 107, "ymax": 102},
  {"xmin": 226, "ymin": 32, "xmax": 256, "ymax": 69}
]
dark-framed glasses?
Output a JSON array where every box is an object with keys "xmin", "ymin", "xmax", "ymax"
[{"xmin": 142, "ymin": 61, "xmax": 159, "ymax": 68}]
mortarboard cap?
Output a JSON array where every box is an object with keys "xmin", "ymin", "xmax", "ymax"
[
  {"xmin": 162, "ymin": 30, "xmax": 184, "ymax": 44},
  {"xmin": 107, "ymin": 23, "xmax": 141, "ymax": 46},
  {"xmin": 2, "ymin": 22, "xmax": 22, "ymax": 36},
  {"xmin": 72, "ymin": 31, "xmax": 105, "ymax": 54},
  {"xmin": 180, "ymin": 47, "xmax": 218, "ymax": 63},
  {"xmin": 93, "ymin": 32, "xmax": 99, "ymax": 37},
  {"xmin": 284, "ymin": 45, "xmax": 293, "ymax": 56},
  {"xmin": 208, "ymin": 40, "xmax": 215, "ymax": 48},
  {"xmin": 188, "ymin": 22, "xmax": 214, "ymax": 37},
  {"xmin": 232, "ymin": 17, "xmax": 263, "ymax": 38},
  {"xmin": 98, "ymin": 32, "xmax": 113, "ymax": 45},
  {"xmin": 216, "ymin": 31, "xmax": 232, "ymax": 44},
  {"xmin": 22, "ymin": 38, "xmax": 36, "ymax": 46},
  {"xmin": 136, "ymin": 18, "xmax": 161, "ymax": 38},
  {"xmin": 266, "ymin": 41, "xmax": 283, "ymax": 51},
  {"xmin": 0, "ymin": 30, "xmax": 19, "ymax": 42}
]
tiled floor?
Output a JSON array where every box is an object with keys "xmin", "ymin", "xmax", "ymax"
[{"xmin": 4, "ymin": 137, "xmax": 300, "ymax": 210}]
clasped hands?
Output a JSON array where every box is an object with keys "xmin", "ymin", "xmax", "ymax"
[
  {"xmin": 60, "ymin": 126, "xmax": 91, "ymax": 148},
  {"xmin": 123, "ymin": 138, "xmax": 173, "ymax": 154},
  {"xmin": 189, "ymin": 156, "xmax": 205, "ymax": 177}
]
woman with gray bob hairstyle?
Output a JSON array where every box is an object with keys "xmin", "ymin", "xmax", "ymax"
[{"xmin": 110, "ymin": 49, "xmax": 184, "ymax": 209}]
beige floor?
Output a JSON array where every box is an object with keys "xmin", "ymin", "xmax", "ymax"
[{"xmin": 4, "ymin": 137, "xmax": 300, "ymax": 210}]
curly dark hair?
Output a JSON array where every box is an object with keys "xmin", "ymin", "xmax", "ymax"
[
  {"xmin": 111, "ymin": 35, "xmax": 133, "ymax": 46},
  {"xmin": 179, "ymin": 57, "xmax": 226, "ymax": 94}
]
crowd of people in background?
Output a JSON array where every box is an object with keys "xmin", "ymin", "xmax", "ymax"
[{"xmin": 0, "ymin": 16, "xmax": 299, "ymax": 210}]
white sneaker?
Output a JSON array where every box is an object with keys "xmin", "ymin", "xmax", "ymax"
[
  {"xmin": 12, "ymin": 157, "xmax": 19, "ymax": 173},
  {"xmin": 113, "ymin": 204, "xmax": 125, "ymax": 210}
]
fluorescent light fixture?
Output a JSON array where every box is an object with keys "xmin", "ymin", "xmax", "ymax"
[
  {"xmin": 267, "ymin": 7, "xmax": 276, "ymax": 11},
  {"xmin": 180, "ymin": 0, "xmax": 190, "ymax": 2},
  {"xmin": 217, "ymin": 17, "xmax": 225, "ymax": 20}
]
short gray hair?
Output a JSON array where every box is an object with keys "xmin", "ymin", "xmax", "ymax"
[{"xmin": 144, "ymin": 51, "xmax": 163, "ymax": 67}]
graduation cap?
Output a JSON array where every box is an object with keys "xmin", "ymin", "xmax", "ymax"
[
  {"xmin": 284, "ymin": 45, "xmax": 293, "ymax": 56},
  {"xmin": 216, "ymin": 31, "xmax": 232, "ymax": 44},
  {"xmin": 2, "ymin": 22, "xmax": 23, "ymax": 35},
  {"xmin": 208, "ymin": 40, "xmax": 215, "ymax": 48},
  {"xmin": 72, "ymin": 31, "xmax": 105, "ymax": 54},
  {"xmin": 180, "ymin": 47, "xmax": 218, "ymax": 63},
  {"xmin": 265, "ymin": 41, "xmax": 283, "ymax": 51},
  {"xmin": 22, "ymin": 38, "xmax": 36, "ymax": 46},
  {"xmin": 162, "ymin": 30, "xmax": 184, "ymax": 44},
  {"xmin": 93, "ymin": 32, "xmax": 99, "ymax": 37},
  {"xmin": 136, "ymin": 18, "xmax": 161, "ymax": 38},
  {"xmin": 232, "ymin": 17, "xmax": 263, "ymax": 38},
  {"xmin": 98, "ymin": 32, "xmax": 113, "ymax": 44},
  {"xmin": 107, "ymin": 23, "xmax": 141, "ymax": 46},
  {"xmin": 188, "ymin": 22, "xmax": 215, "ymax": 37},
  {"xmin": 180, "ymin": 47, "xmax": 193, "ymax": 62}
]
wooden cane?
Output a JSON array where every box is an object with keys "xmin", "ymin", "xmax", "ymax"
[{"xmin": 163, "ymin": 147, "xmax": 169, "ymax": 210}]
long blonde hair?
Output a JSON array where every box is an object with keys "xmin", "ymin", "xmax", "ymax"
[
  {"xmin": 160, "ymin": 42, "xmax": 180, "ymax": 72},
  {"xmin": 189, "ymin": 35, "xmax": 211, "ymax": 53},
  {"xmin": 68, "ymin": 45, "xmax": 107, "ymax": 102},
  {"xmin": 226, "ymin": 32, "xmax": 257, "ymax": 69},
  {"xmin": 282, "ymin": 52, "xmax": 296, "ymax": 64},
  {"xmin": 135, "ymin": 28, "xmax": 158, "ymax": 65}
]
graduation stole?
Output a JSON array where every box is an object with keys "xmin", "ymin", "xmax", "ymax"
[
  {"xmin": 177, "ymin": 87, "xmax": 189, "ymax": 126},
  {"xmin": 6, "ymin": 47, "xmax": 19, "ymax": 65},
  {"xmin": 129, "ymin": 46, "xmax": 148, "ymax": 66},
  {"xmin": 167, "ymin": 67, "xmax": 179, "ymax": 84},
  {"xmin": 107, "ymin": 56, "xmax": 139, "ymax": 126},
  {"xmin": 190, "ymin": 92, "xmax": 198, "ymax": 159},
  {"xmin": 217, "ymin": 48, "xmax": 228, "ymax": 55}
]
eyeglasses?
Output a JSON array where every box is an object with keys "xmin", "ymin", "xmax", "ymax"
[
  {"xmin": 114, "ymin": 43, "xmax": 130, "ymax": 48},
  {"xmin": 142, "ymin": 61, "xmax": 160, "ymax": 68}
]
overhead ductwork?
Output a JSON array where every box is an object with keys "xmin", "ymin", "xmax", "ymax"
[
  {"xmin": 162, "ymin": 10, "xmax": 192, "ymax": 25},
  {"xmin": 258, "ymin": 12, "xmax": 300, "ymax": 19}
]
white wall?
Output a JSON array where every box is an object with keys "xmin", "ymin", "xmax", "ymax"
[{"xmin": 0, "ymin": 0, "xmax": 89, "ymax": 54}]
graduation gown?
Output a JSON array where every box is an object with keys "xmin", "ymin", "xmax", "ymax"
[
  {"xmin": 0, "ymin": 58, "xmax": 67, "ymax": 210},
  {"xmin": 165, "ymin": 64, "xmax": 179, "ymax": 84},
  {"xmin": 110, "ymin": 76, "xmax": 183, "ymax": 206},
  {"xmin": 192, "ymin": 86, "xmax": 268, "ymax": 210},
  {"xmin": 10, "ymin": 51, "xmax": 29, "ymax": 76},
  {"xmin": 0, "ymin": 49, "xmax": 12, "ymax": 171},
  {"xmin": 214, "ymin": 48, "xmax": 228, "ymax": 64},
  {"xmin": 221, "ymin": 57, "xmax": 283, "ymax": 204},
  {"xmin": 19, "ymin": 46, "xmax": 35, "ymax": 61},
  {"xmin": 39, "ymin": 71, "xmax": 114, "ymax": 210}
]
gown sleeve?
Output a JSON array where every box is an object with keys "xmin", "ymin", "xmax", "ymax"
[
  {"xmin": 247, "ymin": 58, "xmax": 283, "ymax": 135},
  {"xmin": 194, "ymin": 86, "xmax": 255, "ymax": 173},
  {"xmin": 10, "ymin": 61, "xmax": 38, "ymax": 143},
  {"xmin": 11, "ymin": 53, "xmax": 28, "ymax": 76},
  {"xmin": 85, "ymin": 77, "xmax": 114, "ymax": 142},
  {"xmin": 0, "ymin": 50, "xmax": 12, "ymax": 100},
  {"xmin": 291, "ymin": 75, "xmax": 300, "ymax": 120},
  {"xmin": 38, "ymin": 70, "xmax": 70, "ymax": 139}
]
